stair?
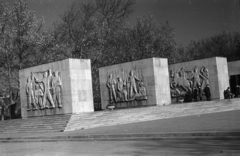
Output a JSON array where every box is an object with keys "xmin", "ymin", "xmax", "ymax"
[
  {"xmin": 0, "ymin": 98, "xmax": 240, "ymax": 134},
  {"xmin": 64, "ymin": 98, "xmax": 240, "ymax": 132},
  {"xmin": 0, "ymin": 114, "xmax": 71, "ymax": 133}
]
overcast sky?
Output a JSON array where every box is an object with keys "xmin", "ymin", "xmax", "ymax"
[{"xmin": 7, "ymin": 0, "xmax": 240, "ymax": 45}]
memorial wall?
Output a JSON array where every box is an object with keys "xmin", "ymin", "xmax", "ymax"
[
  {"xmin": 19, "ymin": 57, "xmax": 232, "ymax": 117},
  {"xmin": 99, "ymin": 58, "xmax": 171, "ymax": 109},
  {"xmin": 169, "ymin": 57, "xmax": 229, "ymax": 101},
  {"xmin": 19, "ymin": 58, "xmax": 94, "ymax": 118}
]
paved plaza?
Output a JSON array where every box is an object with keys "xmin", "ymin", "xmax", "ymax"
[
  {"xmin": 1, "ymin": 109, "xmax": 239, "ymax": 140},
  {"xmin": 1, "ymin": 139, "xmax": 240, "ymax": 156},
  {"xmin": 0, "ymin": 110, "xmax": 240, "ymax": 155}
]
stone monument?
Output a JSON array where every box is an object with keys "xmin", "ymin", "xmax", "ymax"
[
  {"xmin": 169, "ymin": 57, "xmax": 229, "ymax": 102},
  {"xmin": 99, "ymin": 58, "xmax": 171, "ymax": 109},
  {"xmin": 19, "ymin": 58, "xmax": 94, "ymax": 118}
]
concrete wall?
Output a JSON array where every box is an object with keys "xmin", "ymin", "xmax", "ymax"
[
  {"xmin": 99, "ymin": 58, "xmax": 171, "ymax": 109},
  {"xmin": 153, "ymin": 58, "xmax": 171, "ymax": 105},
  {"xmin": 169, "ymin": 57, "xmax": 229, "ymax": 100},
  {"xmin": 228, "ymin": 60, "xmax": 240, "ymax": 76},
  {"xmin": 19, "ymin": 58, "xmax": 94, "ymax": 118}
]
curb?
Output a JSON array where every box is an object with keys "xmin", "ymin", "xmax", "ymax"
[{"xmin": 0, "ymin": 132, "xmax": 240, "ymax": 142}]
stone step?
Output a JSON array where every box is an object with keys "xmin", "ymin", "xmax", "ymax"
[
  {"xmin": 64, "ymin": 98, "xmax": 240, "ymax": 131},
  {"xmin": 1, "ymin": 98, "xmax": 240, "ymax": 134},
  {"xmin": 0, "ymin": 125, "xmax": 65, "ymax": 130},
  {"xmin": 0, "ymin": 114, "xmax": 71, "ymax": 134},
  {"xmin": 0, "ymin": 125, "xmax": 65, "ymax": 131},
  {"xmin": 0, "ymin": 130, "xmax": 61, "ymax": 134}
]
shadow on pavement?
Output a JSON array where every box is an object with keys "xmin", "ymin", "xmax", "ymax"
[{"xmin": 129, "ymin": 139, "xmax": 240, "ymax": 155}]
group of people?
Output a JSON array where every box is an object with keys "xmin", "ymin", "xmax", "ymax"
[
  {"xmin": 0, "ymin": 89, "xmax": 20, "ymax": 120},
  {"xmin": 224, "ymin": 85, "xmax": 240, "ymax": 99},
  {"xmin": 183, "ymin": 84, "xmax": 211, "ymax": 103},
  {"xmin": 235, "ymin": 85, "xmax": 240, "ymax": 98},
  {"xmin": 192, "ymin": 84, "xmax": 211, "ymax": 101}
]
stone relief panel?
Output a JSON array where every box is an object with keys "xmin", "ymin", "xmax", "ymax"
[
  {"xmin": 106, "ymin": 67, "xmax": 147, "ymax": 105},
  {"xmin": 169, "ymin": 66, "xmax": 209, "ymax": 98},
  {"xmin": 26, "ymin": 69, "xmax": 62, "ymax": 111}
]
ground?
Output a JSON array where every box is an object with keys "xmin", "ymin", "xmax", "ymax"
[
  {"xmin": 1, "ymin": 139, "xmax": 240, "ymax": 156},
  {"xmin": 1, "ymin": 107, "xmax": 240, "ymax": 155}
]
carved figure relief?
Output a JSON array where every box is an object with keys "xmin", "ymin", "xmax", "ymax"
[
  {"xmin": 116, "ymin": 77, "xmax": 128, "ymax": 102},
  {"xmin": 34, "ymin": 84, "xmax": 44, "ymax": 109},
  {"xmin": 128, "ymin": 70, "xmax": 141, "ymax": 100},
  {"xmin": 25, "ymin": 69, "xmax": 63, "ymax": 111},
  {"xmin": 200, "ymin": 66, "xmax": 209, "ymax": 90},
  {"xmin": 138, "ymin": 81, "xmax": 147, "ymax": 100},
  {"xmin": 169, "ymin": 69, "xmax": 181, "ymax": 97},
  {"xmin": 106, "ymin": 67, "xmax": 147, "ymax": 105},
  {"xmin": 107, "ymin": 74, "xmax": 117, "ymax": 103},
  {"xmin": 26, "ymin": 73, "xmax": 38, "ymax": 111},
  {"xmin": 52, "ymin": 71, "xmax": 62, "ymax": 108},
  {"xmin": 169, "ymin": 66, "xmax": 210, "ymax": 100},
  {"xmin": 192, "ymin": 67, "xmax": 201, "ymax": 88}
]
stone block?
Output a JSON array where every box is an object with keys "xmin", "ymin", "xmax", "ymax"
[
  {"xmin": 19, "ymin": 58, "xmax": 94, "ymax": 118},
  {"xmin": 169, "ymin": 57, "xmax": 229, "ymax": 101},
  {"xmin": 99, "ymin": 57, "xmax": 171, "ymax": 109}
]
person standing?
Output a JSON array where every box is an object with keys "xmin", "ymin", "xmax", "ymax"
[
  {"xmin": 193, "ymin": 87, "xmax": 198, "ymax": 101},
  {"xmin": 235, "ymin": 85, "xmax": 240, "ymax": 98},
  {"xmin": 198, "ymin": 86, "xmax": 203, "ymax": 101},
  {"xmin": 204, "ymin": 84, "xmax": 211, "ymax": 101},
  {"xmin": 225, "ymin": 87, "xmax": 232, "ymax": 99},
  {"xmin": 0, "ymin": 98, "xmax": 5, "ymax": 120}
]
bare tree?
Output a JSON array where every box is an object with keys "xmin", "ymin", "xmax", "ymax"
[
  {"xmin": 0, "ymin": 0, "xmax": 54, "ymax": 97},
  {"xmin": 0, "ymin": 1, "xmax": 15, "ymax": 97},
  {"xmin": 54, "ymin": 0, "xmax": 135, "ymax": 101},
  {"xmin": 177, "ymin": 31, "xmax": 240, "ymax": 63},
  {"xmin": 54, "ymin": 0, "xmax": 135, "ymax": 66},
  {"xmin": 109, "ymin": 17, "xmax": 176, "ymax": 65}
]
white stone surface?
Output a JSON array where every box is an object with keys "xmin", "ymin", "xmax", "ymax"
[
  {"xmin": 99, "ymin": 58, "xmax": 171, "ymax": 109},
  {"xmin": 19, "ymin": 58, "xmax": 94, "ymax": 118},
  {"xmin": 169, "ymin": 57, "xmax": 229, "ymax": 100}
]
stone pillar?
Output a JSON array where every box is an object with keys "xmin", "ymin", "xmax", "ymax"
[
  {"xmin": 216, "ymin": 57, "xmax": 229, "ymax": 99},
  {"xmin": 99, "ymin": 58, "xmax": 171, "ymax": 109},
  {"xmin": 19, "ymin": 58, "xmax": 94, "ymax": 118}
]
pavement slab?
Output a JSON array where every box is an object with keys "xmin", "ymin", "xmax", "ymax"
[{"xmin": 0, "ymin": 109, "xmax": 240, "ymax": 142}]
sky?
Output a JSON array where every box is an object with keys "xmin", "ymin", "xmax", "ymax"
[{"xmin": 6, "ymin": 0, "xmax": 240, "ymax": 45}]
